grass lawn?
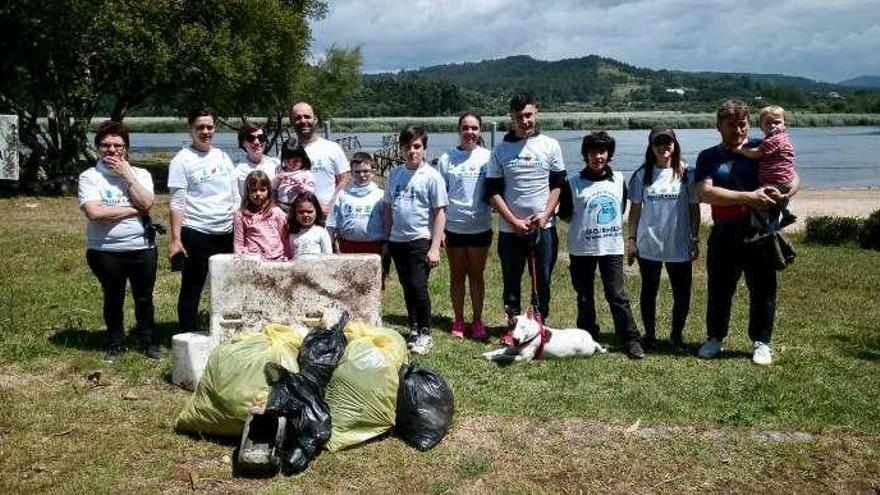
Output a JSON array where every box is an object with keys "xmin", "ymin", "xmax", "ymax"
[{"xmin": 0, "ymin": 195, "xmax": 878, "ymax": 493}]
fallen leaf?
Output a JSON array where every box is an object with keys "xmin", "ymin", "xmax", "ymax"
[
  {"xmin": 122, "ymin": 391, "xmax": 143, "ymax": 400},
  {"xmin": 188, "ymin": 469, "xmax": 200, "ymax": 490}
]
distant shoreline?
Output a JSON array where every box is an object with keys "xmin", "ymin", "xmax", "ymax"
[{"xmin": 88, "ymin": 112, "xmax": 880, "ymax": 133}]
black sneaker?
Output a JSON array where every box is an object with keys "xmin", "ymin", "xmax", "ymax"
[
  {"xmin": 779, "ymin": 213, "xmax": 797, "ymax": 229},
  {"xmin": 626, "ymin": 340, "xmax": 645, "ymax": 360},
  {"xmin": 404, "ymin": 327, "xmax": 419, "ymax": 349},
  {"xmin": 642, "ymin": 335, "xmax": 657, "ymax": 351},
  {"xmin": 141, "ymin": 345, "xmax": 163, "ymax": 360},
  {"xmin": 669, "ymin": 332, "xmax": 684, "ymax": 349},
  {"xmin": 103, "ymin": 347, "xmax": 124, "ymax": 363}
]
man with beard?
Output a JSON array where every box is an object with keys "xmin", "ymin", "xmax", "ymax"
[{"xmin": 290, "ymin": 101, "xmax": 351, "ymax": 215}]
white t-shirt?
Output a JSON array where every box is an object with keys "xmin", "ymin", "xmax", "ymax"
[
  {"xmin": 383, "ymin": 163, "xmax": 449, "ymax": 242},
  {"xmin": 235, "ymin": 155, "xmax": 278, "ymax": 196},
  {"xmin": 289, "ymin": 225, "xmax": 333, "ymax": 256},
  {"xmin": 302, "ymin": 137, "xmax": 350, "ymax": 206},
  {"xmin": 167, "ymin": 146, "xmax": 239, "ymax": 234},
  {"xmin": 327, "ymin": 183, "xmax": 387, "ymax": 242},
  {"xmin": 438, "ymin": 146, "xmax": 492, "ymax": 234},
  {"xmin": 628, "ymin": 165, "xmax": 698, "ymax": 262},
  {"xmin": 486, "ymin": 133, "xmax": 565, "ymax": 233},
  {"xmin": 78, "ymin": 160, "xmax": 155, "ymax": 252},
  {"xmin": 567, "ymin": 171, "xmax": 626, "ymax": 256}
]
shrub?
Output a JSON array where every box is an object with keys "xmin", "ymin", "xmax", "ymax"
[
  {"xmin": 859, "ymin": 208, "xmax": 880, "ymax": 251},
  {"xmin": 804, "ymin": 216, "xmax": 863, "ymax": 245}
]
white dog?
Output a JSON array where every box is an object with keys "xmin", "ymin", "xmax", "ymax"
[{"xmin": 482, "ymin": 309, "xmax": 606, "ymax": 363}]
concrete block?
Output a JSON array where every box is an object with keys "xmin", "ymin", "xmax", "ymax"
[
  {"xmin": 172, "ymin": 331, "xmax": 214, "ymax": 391},
  {"xmin": 209, "ymin": 254, "xmax": 383, "ymax": 341}
]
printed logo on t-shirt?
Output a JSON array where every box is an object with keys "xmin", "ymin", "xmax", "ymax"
[
  {"xmin": 194, "ymin": 164, "xmax": 224, "ymax": 184},
  {"xmin": 344, "ymin": 204, "xmax": 373, "ymax": 219},
  {"xmin": 588, "ymin": 194, "xmax": 618, "ymax": 225},
  {"xmin": 646, "ymin": 183, "xmax": 682, "ymax": 202},
  {"xmin": 392, "ymin": 185, "xmax": 418, "ymax": 203},
  {"xmin": 455, "ymin": 163, "xmax": 485, "ymax": 179},
  {"xmin": 313, "ymin": 158, "xmax": 330, "ymax": 173},
  {"xmin": 507, "ymin": 154, "xmax": 541, "ymax": 169},
  {"xmin": 101, "ymin": 188, "xmax": 126, "ymax": 205}
]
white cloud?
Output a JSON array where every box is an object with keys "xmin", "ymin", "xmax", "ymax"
[{"xmin": 312, "ymin": 0, "xmax": 880, "ymax": 82}]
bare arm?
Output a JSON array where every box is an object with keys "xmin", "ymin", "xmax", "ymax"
[
  {"xmin": 427, "ymin": 207, "xmax": 446, "ymax": 266},
  {"xmin": 81, "ymin": 202, "xmax": 140, "ymax": 222},
  {"xmin": 324, "ymin": 172, "xmax": 351, "ymax": 214},
  {"xmin": 735, "ymin": 146, "xmax": 764, "ymax": 160},
  {"xmin": 697, "ymin": 178, "xmax": 776, "ymax": 210},
  {"xmin": 489, "ymin": 194, "xmax": 531, "ymax": 235},
  {"xmin": 530, "ymin": 187, "xmax": 561, "ymax": 230},
  {"xmin": 626, "ymin": 201, "xmax": 641, "ymax": 265}
]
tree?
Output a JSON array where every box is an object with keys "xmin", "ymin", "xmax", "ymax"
[{"xmin": 0, "ymin": 0, "xmax": 336, "ymax": 188}]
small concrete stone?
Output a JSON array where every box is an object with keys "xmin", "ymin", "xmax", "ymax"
[
  {"xmin": 209, "ymin": 254, "xmax": 383, "ymax": 341},
  {"xmin": 172, "ymin": 331, "xmax": 214, "ymax": 391}
]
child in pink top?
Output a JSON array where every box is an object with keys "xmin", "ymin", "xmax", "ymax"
[
  {"xmin": 234, "ymin": 170, "xmax": 289, "ymax": 260},
  {"xmin": 274, "ymin": 140, "xmax": 316, "ymax": 214},
  {"xmin": 735, "ymin": 105, "xmax": 798, "ymax": 228}
]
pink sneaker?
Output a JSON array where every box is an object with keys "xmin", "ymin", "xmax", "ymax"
[
  {"xmin": 451, "ymin": 320, "xmax": 466, "ymax": 339},
  {"xmin": 470, "ymin": 318, "xmax": 487, "ymax": 341}
]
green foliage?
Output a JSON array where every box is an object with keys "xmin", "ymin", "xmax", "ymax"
[
  {"xmin": 0, "ymin": 0, "xmax": 344, "ymax": 187},
  {"xmin": 805, "ymin": 216, "xmax": 864, "ymax": 245},
  {"xmin": 341, "ymin": 54, "xmax": 880, "ymax": 117},
  {"xmin": 859, "ymin": 208, "xmax": 880, "ymax": 251}
]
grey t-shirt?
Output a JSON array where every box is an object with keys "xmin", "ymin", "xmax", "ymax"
[
  {"xmin": 628, "ymin": 166, "xmax": 698, "ymax": 262},
  {"xmin": 486, "ymin": 133, "xmax": 565, "ymax": 233},
  {"xmin": 383, "ymin": 163, "xmax": 448, "ymax": 242},
  {"xmin": 438, "ymin": 146, "xmax": 492, "ymax": 234}
]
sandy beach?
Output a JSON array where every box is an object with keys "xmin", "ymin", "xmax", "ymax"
[{"xmin": 699, "ymin": 188, "xmax": 880, "ymax": 230}]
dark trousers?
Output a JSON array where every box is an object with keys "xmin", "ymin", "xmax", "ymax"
[
  {"xmin": 636, "ymin": 257, "xmax": 693, "ymax": 339},
  {"xmin": 497, "ymin": 227, "xmax": 558, "ymax": 319},
  {"xmin": 178, "ymin": 227, "xmax": 233, "ymax": 332},
  {"xmin": 86, "ymin": 248, "xmax": 158, "ymax": 349},
  {"xmin": 706, "ymin": 220, "xmax": 777, "ymax": 343},
  {"xmin": 388, "ymin": 239, "xmax": 433, "ymax": 331},
  {"xmin": 569, "ymin": 254, "xmax": 640, "ymax": 342}
]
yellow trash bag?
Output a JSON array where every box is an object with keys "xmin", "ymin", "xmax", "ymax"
[
  {"xmin": 175, "ymin": 324, "xmax": 304, "ymax": 437},
  {"xmin": 325, "ymin": 320, "xmax": 409, "ymax": 451}
]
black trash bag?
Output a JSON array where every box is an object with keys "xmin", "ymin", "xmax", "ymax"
[
  {"xmin": 264, "ymin": 363, "xmax": 333, "ymax": 476},
  {"xmin": 394, "ymin": 363, "xmax": 454, "ymax": 451},
  {"xmin": 298, "ymin": 312, "xmax": 350, "ymax": 389}
]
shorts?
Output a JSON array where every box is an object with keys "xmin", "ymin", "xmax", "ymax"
[{"xmin": 444, "ymin": 229, "xmax": 493, "ymax": 248}]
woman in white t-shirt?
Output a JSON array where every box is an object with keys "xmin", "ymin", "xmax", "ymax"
[
  {"xmin": 437, "ymin": 113, "xmax": 492, "ymax": 341},
  {"xmin": 234, "ymin": 123, "xmax": 278, "ymax": 196},
  {"xmin": 167, "ymin": 107, "xmax": 239, "ymax": 333},
  {"xmin": 626, "ymin": 126, "xmax": 701, "ymax": 349},
  {"xmin": 78, "ymin": 121, "xmax": 158, "ymax": 362}
]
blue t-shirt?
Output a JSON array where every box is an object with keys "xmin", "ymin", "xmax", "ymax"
[
  {"xmin": 383, "ymin": 163, "xmax": 448, "ymax": 242},
  {"xmin": 695, "ymin": 140, "xmax": 760, "ymax": 221}
]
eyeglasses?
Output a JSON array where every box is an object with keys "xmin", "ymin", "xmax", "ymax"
[
  {"xmin": 99, "ymin": 142, "xmax": 126, "ymax": 150},
  {"xmin": 245, "ymin": 134, "xmax": 266, "ymax": 143}
]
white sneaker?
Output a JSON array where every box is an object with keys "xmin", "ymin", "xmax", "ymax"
[
  {"xmin": 410, "ymin": 333, "xmax": 433, "ymax": 355},
  {"xmin": 752, "ymin": 342, "xmax": 773, "ymax": 366},
  {"xmin": 698, "ymin": 338, "xmax": 723, "ymax": 359}
]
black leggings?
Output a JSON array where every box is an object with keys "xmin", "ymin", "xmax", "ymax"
[
  {"xmin": 636, "ymin": 257, "xmax": 692, "ymax": 339},
  {"xmin": 178, "ymin": 227, "xmax": 233, "ymax": 332},
  {"xmin": 388, "ymin": 239, "xmax": 433, "ymax": 331},
  {"xmin": 86, "ymin": 248, "xmax": 158, "ymax": 349}
]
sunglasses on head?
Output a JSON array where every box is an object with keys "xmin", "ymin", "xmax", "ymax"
[{"xmin": 245, "ymin": 133, "xmax": 266, "ymax": 143}]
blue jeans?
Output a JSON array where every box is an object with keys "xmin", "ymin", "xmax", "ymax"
[
  {"xmin": 569, "ymin": 254, "xmax": 640, "ymax": 342},
  {"xmin": 497, "ymin": 227, "xmax": 558, "ymax": 319},
  {"xmin": 706, "ymin": 220, "xmax": 777, "ymax": 343}
]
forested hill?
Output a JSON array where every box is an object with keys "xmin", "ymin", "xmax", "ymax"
[{"xmin": 342, "ymin": 54, "xmax": 880, "ymax": 117}]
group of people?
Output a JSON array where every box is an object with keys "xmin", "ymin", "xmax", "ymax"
[{"xmin": 78, "ymin": 95, "xmax": 798, "ymax": 366}]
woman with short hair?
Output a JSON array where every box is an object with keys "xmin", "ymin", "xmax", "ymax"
[{"xmin": 78, "ymin": 120, "xmax": 158, "ymax": 361}]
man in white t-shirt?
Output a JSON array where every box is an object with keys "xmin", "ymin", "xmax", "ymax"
[
  {"xmin": 485, "ymin": 93, "xmax": 566, "ymax": 345},
  {"xmin": 290, "ymin": 101, "xmax": 350, "ymax": 215}
]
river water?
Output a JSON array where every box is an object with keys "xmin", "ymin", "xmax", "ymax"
[{"xmin": 129, "ymin": 127, "xmax": 880, "ymax": 188}]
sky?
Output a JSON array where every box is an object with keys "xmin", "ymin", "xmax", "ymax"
[{"xmin": 311, "ymin": 0, "xmax": 880, "ymax": 83}]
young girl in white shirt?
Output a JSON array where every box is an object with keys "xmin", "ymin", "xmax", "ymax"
[{"xmin": 287, "ymin": 191, "xmax": 333, "ymax": 257}]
